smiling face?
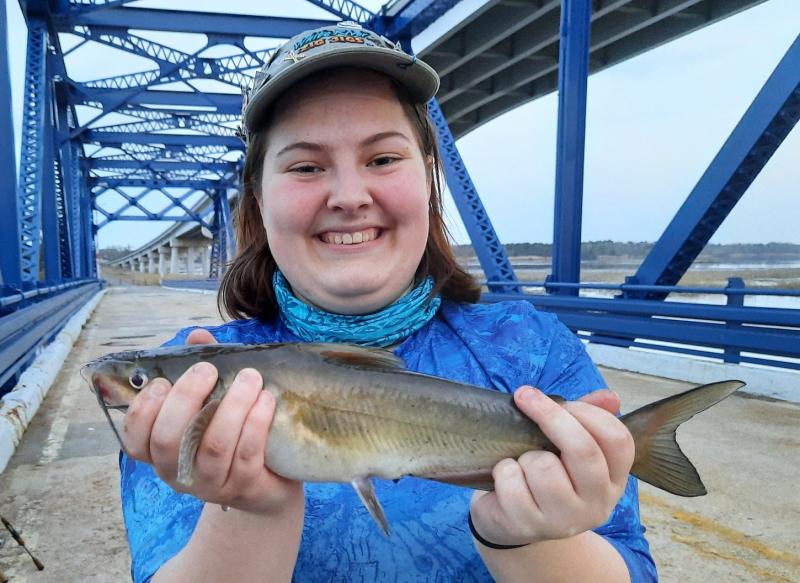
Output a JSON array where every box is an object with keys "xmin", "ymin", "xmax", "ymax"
[{"xmin": 258, "ymin": 69, "xmax": 432, "ymax": 315}]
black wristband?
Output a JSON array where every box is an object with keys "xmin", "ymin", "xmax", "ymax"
[{"xmin": 468, "ymin": 512, "xmax": 530, "ymax": 550}]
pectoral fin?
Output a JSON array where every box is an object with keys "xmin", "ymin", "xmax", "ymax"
[
  {"xmin": 351, "ymin": 477, "xmax": 390, "ymax": 536},
  {"xmin": 176, "ymin": 398, "xmax": 221, "ymax": 487}
]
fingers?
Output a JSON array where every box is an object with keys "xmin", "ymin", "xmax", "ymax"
[
  {"xmin": 187, "ymin": 328, "xmax": 217, "ymax": 345},
  {"xmin": 578, "ymin": 389, "xmax": 620, "ymax": 415},
  {"xmin": 149, "ymin": 362, "xmax": 219, "ymax": 479},
  {"xmin": 514, "ymin": 387, "xmax": 608, "ymax": 499},
  {"xmin": 565, "ymin": 401, "xmax": 634, "ymax": 488},
  {"xmin": 234, "ymin": 391, "xmax": 274, "ymax": 469},
  {"xmin": 192, "ymin": 368, "xmax": 263, "ymax": 489},
  {"xmin": 491, "ymin": 458, "xmax": 544, "ymax": 535},
  {"xmin": 123, "ymin": 378, "xmax": 171, "ymax": 462}
]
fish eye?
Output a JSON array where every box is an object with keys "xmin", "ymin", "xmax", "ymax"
[{"xmin": 128, "ymin": 369, "xmax": 149, "ymax": 389}]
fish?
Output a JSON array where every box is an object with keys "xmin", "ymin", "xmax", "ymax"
[{"xmin": 83, "ymin": 342, "xmax": 744, "ymax": 535}]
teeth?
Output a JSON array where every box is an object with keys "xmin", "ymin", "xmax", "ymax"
[{"xmin": 322, "ymin": 229, "xmax": 379, "ymax": 246}]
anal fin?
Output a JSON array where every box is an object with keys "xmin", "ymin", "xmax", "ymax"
[{"xmin": 351, "ymin": 477, "xmax": 390, "ymax": 536}]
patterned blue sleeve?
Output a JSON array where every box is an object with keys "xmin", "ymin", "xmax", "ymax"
[
  {"xmin": 120, "ymin": 453, "xmax": 203, "ymax": 583},
  {"xmin": 531, "ymin": 311, "xmax": 658, "ymax": 583}
]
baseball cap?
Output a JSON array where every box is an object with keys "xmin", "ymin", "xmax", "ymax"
[{"xmin": 241, "ymin": 21, "xmax": 440, "ymax": 136}]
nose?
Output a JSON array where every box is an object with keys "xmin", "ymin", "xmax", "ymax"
[{"xmin": 326, "ymin": 166, "xmax": 373, "ymax": 213}]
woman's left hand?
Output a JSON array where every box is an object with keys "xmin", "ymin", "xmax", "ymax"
[{"xmin": 469, "ymin": 387, "xmax": 635, "ymax": 547}]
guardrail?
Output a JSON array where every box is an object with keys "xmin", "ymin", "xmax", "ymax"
[
  {"xmin": 159, "ymin": 276, "xmax": 800, "ymax": 371},
  {"xmin": 484, "ymin": 279, "xmax": 800, "ymax": 371},
  {"xmin": 1, "ymin": 280, "xmax": 104, "ymax": 394}
]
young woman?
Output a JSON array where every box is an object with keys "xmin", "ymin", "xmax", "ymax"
[{"xmin": 119, "ymin": 22, "xmax": 656, "ymax": 583}]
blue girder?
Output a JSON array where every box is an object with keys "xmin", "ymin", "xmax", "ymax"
[
  {"xmin": 632, "ymin": 33, "xmax": 800, "ymax": 299},
  {"xmin": 57, "ymin": 7, "xmax": 334, "ymax": 38},
  {"xmin": 429, "ymin": 99, "xmax": 520, "ymax": 292},
  {"xmin": 372, "ymin": 0, "xmax": 463, "ymax": 39},
  {"xmin": 550, "ymin": 0, "xmax": 591, "ymax": 296},
  {"xmin": 16, "ymin": 18, "xmax": 48, "ymax": 284},
  {"xmin": 0, "ymin": 0, "xmax": 22, "ymax": 286},
  {"xmin": 305, "ymin": 0, "xmax": 374, "ymax": 23}
]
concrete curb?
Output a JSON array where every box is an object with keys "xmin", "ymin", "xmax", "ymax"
[
  {"xmin": 587, "ymin": 343, "xmax": 800, "ymax": 403},
  {"xmin": 0, "ymin": 289, "xmax": 106, "ymax": 474}
]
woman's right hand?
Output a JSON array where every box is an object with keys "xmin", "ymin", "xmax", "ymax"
[{"xmin": 122, "ymin": 328, "xmax": 303, "ymax": 516}]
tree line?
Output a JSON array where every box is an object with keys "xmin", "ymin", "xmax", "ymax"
[{"xmin": 452, "ymin": 241, "xmax": 800, "ymax": 261}]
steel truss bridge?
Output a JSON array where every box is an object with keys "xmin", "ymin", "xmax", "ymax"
[{"xmin": 1, "ymin": 0, "xmax": 799, "ymax": 396}]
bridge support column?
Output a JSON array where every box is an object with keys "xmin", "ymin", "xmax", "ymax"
[
  {"xmin": 148, "ymin": 250, "xmax": 158, "ymax": 274},
  {"xmin": 138, "ymin": 256, "xmax": 147, "ymax": 273},
  {"xmin": 187, "ymin": 246, "xmax": 198, "ymax": 276},
  {"xmin": 169, "ymin": 243, "xmax": 179, "ymax": 274},
  {"xmin": 202, "ymin": 245, "xmax": 210, "ymax": 278},
  {"xmin": 158, "ymin": 246, "xmax": 168, "ymax": 276}
]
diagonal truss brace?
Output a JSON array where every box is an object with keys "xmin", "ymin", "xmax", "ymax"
[
  {"xmin": 429, "ymin": 99, "xmax": 519, "ymax": 292},
  {"xmin": 631, "ymin": 33, "xmax": 800, "ymax": 299}
]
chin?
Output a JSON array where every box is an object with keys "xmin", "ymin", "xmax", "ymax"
[{"xmin": 317, "ymin": 282, "xmax": 405, "ymax": 315}]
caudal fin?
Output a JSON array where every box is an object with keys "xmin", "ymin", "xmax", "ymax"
[{"xmin": 621, "ymin": 380, "xmax": 744, "ymax": 497}]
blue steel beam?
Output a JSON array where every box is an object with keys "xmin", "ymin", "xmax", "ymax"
[
  {"xmin": 16, "ymin": 18, "xmax": 49, "ymax": 284},
  {"xmin": 88, "ymin": 160, "xmax": 235, "ymax": 172},
  {"xmin": 67, "ymin": 32, "xmax": 269, "ymax": 138},
  {"xmin": 305, "ymin": 0, "xmax": 374, "ymax": 23},
  {"xmin": 58, "ymin": 8, "xmax": 333, "ymax": 37},
  {"xmin": 0, "ymin": 0, "xmax": 22, "ymax": 286},
  {"xmin": 632, "ymin": 34, "xmax": 800, "ymax": 299},
  {"xmin": 86, "ymin": 131, "xmax": 243, "ymax": 148},
  {"xmin": 550, "ymin": 0, "xmax": 591, "ymax": 296},
  {"xmin": 89, "ymin": 178, "xmax": 221, "ymax": 190},
  {"xmin": 41, "ymin": 83, "xmax": 63, "ymax": 282},
  {"xmin": 66, "ymin": 143, "xmax": 85, "ymax": 277},
  {"xmin": 70, "ymin": 86, "xmax": 241, "ymax": 112},
  {"xmin": 429, "ymin": 99, "xmax": 519, "ymax": 292},
  {"xmin": 373, "ymin": 0, "xmax": 463, "ymax": 40}
]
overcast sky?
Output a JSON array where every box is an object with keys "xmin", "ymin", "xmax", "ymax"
[{"xmin": 3, "ymin": 0, "xmax": 799, "ymax": 248}]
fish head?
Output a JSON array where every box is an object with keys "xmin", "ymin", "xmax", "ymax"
[{"xmin": 82, "ymin": 349, "xmax": 160, "ymax": 410}]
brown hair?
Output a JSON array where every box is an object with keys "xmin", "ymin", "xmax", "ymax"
[{"xmin": 219, "ymin": 71, "xmax": 480, "ymax": 321}]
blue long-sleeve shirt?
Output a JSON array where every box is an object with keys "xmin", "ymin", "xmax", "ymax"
[{"xmin": 120, "ymin": 299, "xmax": 657, "ymax": 582}]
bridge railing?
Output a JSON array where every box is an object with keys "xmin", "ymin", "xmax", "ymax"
[
  {"xmin": 483, "ymin": 280, "xmax": 800, "ymax": 371},
  {"xmin": 1, "ymin": 280, "xmax": 103, "ymax": 395}
]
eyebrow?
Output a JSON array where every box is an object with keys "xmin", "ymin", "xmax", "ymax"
[{"xmin": 275, "ymin": 131, "xmax": 411, "ymax": 158}]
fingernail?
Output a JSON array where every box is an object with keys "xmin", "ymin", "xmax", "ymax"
[
  {"xmin": 518, "ymin": 386, "xmax": 539, "ymax": 401},
  {"xmin": 237, "ymin": 368, "xmax": 260, "ymax": 384},
  {"xmin": 148, "ymin": 380, "xmax": 167, "ymax": 398},
  {"xmin": 192, "ymin": 362, "xmax": 215, "ymax": 378}
]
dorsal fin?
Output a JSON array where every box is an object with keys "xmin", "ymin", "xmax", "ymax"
[{"xmin": 301, "ymin": 343, "xmax": 406, "ymax": 370}]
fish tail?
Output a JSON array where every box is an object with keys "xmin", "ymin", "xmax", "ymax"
[{"xmin": 621, "ymin": 380, "xmax": 744, "ymax": 497}]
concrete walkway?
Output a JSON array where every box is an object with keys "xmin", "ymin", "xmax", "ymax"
[{"xmin": 0, "ymin": 286, "xmax": 797, "ymax": 582}]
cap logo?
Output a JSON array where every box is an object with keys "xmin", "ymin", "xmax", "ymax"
[{"xmin": 293, "ymin": 28, "xmax": 372, "ymax": 53}]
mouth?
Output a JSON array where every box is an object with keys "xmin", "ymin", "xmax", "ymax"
[{"xmin": 317, "ymin": 227, "xmax": 382, "ymax": 246}]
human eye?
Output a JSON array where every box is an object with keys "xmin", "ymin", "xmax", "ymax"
[
  {"xmin": 368, "ymin": 155, "xmax": 400, "ymax": 168},
  {"xmin": 289, "ymin": 163, "xmax": 323, "ymax": 174}
]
